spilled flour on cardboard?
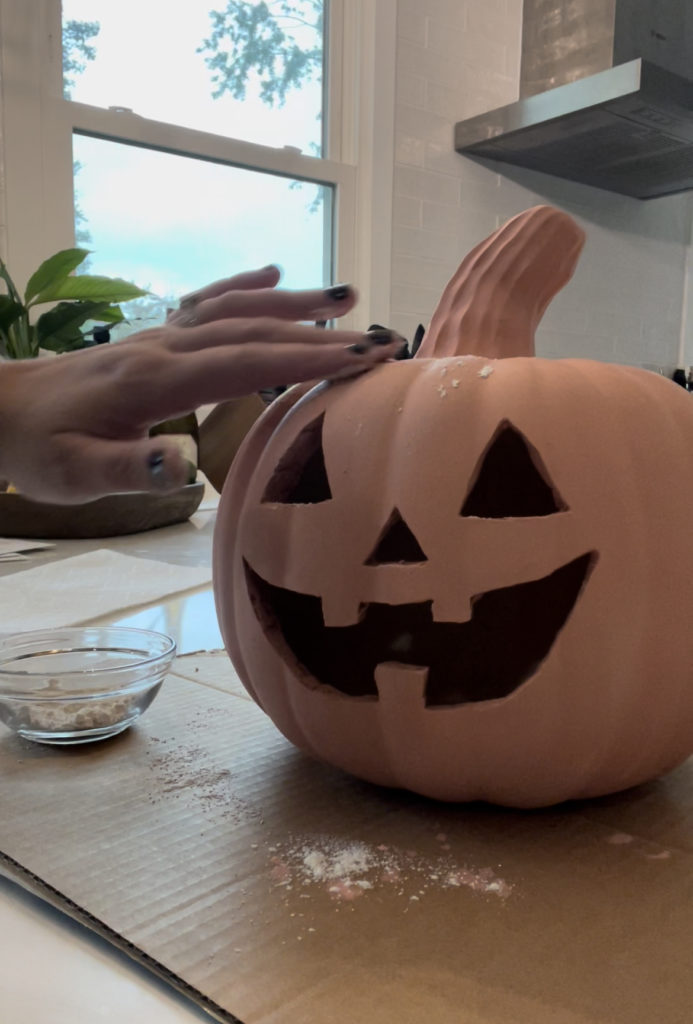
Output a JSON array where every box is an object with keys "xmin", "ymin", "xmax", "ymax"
[
  {"xmin": 145, "ymin": 708, "xmax": 262, "ymax": 826},
  {"xmin": 269, "ymin": 832, "xmax": 514, "ymax": 906}
]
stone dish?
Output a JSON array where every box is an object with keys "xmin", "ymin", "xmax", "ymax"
[{"xmin": 0, "ymin": 482, "xmax": 204, "ymax": 539}]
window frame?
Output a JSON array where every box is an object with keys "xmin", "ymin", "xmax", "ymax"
[{"xmin": 0, "ymin": 0, "xmax": 396, "ymax": 329}]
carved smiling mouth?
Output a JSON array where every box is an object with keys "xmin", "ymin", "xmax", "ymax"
[{"xmin": 245, "ymin": 551, "xmax": 597, "ymax": 706}]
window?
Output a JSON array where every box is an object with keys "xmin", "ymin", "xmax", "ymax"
[{"xmin": 0, "ymin": 0, "xmax": 396, "ymax": 332}]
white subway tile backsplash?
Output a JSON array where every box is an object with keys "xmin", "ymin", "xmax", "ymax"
[
  {"xmin": 454, "ymin": 204, "xmax": 502, "ymax": 249},
  {"xmin": 537, "ymin": 330, "xmax": 617, "ymax": 363},
  {"xmin": 396, "ymin": 40, "xmax": 471, "ymax": 90},
  {"xmin": 396, "ymin": 102, "xmax": 452, "ymax": 146},
  {"xmin": 397, "ymin": 72, "xmax": 427, "ymax": 110},
  {"xmin": 586, "ymin": 307, "xmax": 645, "ymax": 340},
  {"xmin": 390, "ymin": 0, "xmax": 692, "ymax": 369},
  {"xmin": 395, "ymin": 134, "xmax": 427, "ymax": 168},
  {"xmin": 505, "ymin": 39, "xmax": 521, "ymax": 79},
  {"xmin": 397, "ymin": 5, "xmax": 428, "ymax": 45},
  {"xmin": 466, "ymin": 1, "xmax": 523, "ymax": 49},
  {"xmin": 422, "ymin": 200, "xmax": 460, "ymax": 235},
  {"xmin": 391, "ymin": 281, "xmax": 448, "ymax": 316},
  {"xmin": 425, "ymin": 142, "xmax": 499, "ymax": 184},
  {"xmin": 393, "ymin": 254, "xmax": 453, "ymax": 289},
  {"xmin": 428, "ymin": 20, "xmax": 507, "ymax": 74},
  {"xmin": 394, "ymin": 165, "xmax": 461, "ymax": 205},
  {"xmin": 392, "ymin": 224, "xmax": 463, "ymax": 263},
  {"xmin": 393, "ymin": 195, "xmax": 423, "ymax": 229},
  {"xmin": 425, "ymin": 81, "xmax": 465, "ymax": 121}
]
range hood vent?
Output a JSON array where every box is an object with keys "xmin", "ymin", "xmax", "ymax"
[{"xmin": 455, "ymin": 1, "xmax": 693, "ymax": 199}]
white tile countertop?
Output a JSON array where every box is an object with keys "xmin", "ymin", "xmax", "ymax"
[{"xmin": 0, "ymin": 500, "xmax": 224, "ymax": 1023}]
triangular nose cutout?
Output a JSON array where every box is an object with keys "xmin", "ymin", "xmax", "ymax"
[{"xmin": 365, "ymin": 509, "xmax": 428, "ymax": 565}]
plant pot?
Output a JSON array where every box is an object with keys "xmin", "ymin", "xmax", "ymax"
[{"xmin": 0, "ymin": 482, "xmax": 205, "ymax": 539}]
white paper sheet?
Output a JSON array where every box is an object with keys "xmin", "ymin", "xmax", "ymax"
[
  {"xmin": 0, "ymin": 549, "xmax": 212, "ymax": 633},
  {"xmin": 0, "ymin": 538, "xmax": 54, "ymax": 560}
]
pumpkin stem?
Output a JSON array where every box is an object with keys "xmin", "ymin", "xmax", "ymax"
[{"xmin": 417, "ymin": 205, "xmax": 586, "ymax": 360}]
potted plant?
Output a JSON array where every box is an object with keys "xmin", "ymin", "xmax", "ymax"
[{"xmin": 0, "ymin": 247, "xmax": 146, "ymax": 358}]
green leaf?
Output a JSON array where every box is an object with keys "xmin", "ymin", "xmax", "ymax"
[
  {"xmin": 35, "ymin": 300, "xmax": 114, "ymax": 347},
  {"xmin": 88, "ymin": 305, "xmax": 125, "ymax": 324},
  {"xmin": 24, "ymin": 249, "xmax": 90, "ymax": 304},
  {"xmin": 38, "ymin": 331, "xmax": 86, "ymax": 354},
  {"xmin": 0, "ymin": 295, "xmax": 25, "ymax": 334},
  {"xmin": 32, "ymin": 275, "xmax": 148, "ymax": 305}
]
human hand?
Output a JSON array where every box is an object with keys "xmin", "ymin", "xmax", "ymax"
[{"xmin": 0, "ymin": 266, "xmax": 404, "ymax": 503}]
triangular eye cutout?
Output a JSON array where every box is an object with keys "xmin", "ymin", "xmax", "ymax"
[
  {"xmin": 262, "ymin": 414, "xmax": 332, "ymax": 504},
  {"xmin": 365, "ymin": 508, "xmax": 428, "ymax": 565},
  {"xmin": 461, "ymin": 422, "xmax": 567, "ymax": 518}
]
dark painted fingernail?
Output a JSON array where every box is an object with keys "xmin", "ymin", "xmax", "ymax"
[
  {"xmin": 348, "ymin": 341, "xmax": 371, "ymax": 354},
  {"xmin": 148, "ymin": 451, "xmax": 166, "ymax": 478},
  {"xmin": 325, "ymin": 284, "xmax": 351, "ymax": 302},
  {"xmin": 179, "ymin": 293, "xmax": 200, "ymax": 309},
  {"xmin": 367, "ymin": 328, "xmax": 398, "ymax": 346},
  {"xmin": 262, "ymin": 263, "xmax": 279, "ymax": 272}
]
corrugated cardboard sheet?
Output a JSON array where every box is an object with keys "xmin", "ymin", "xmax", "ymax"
[{"xmin": 1, "ymin": 650, "xmax": 693, "ymax": 1024}]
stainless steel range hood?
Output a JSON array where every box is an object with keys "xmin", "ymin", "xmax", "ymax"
[{"xmin": 455, "ymin": 0, "xmax": 693, "ymax": 199}]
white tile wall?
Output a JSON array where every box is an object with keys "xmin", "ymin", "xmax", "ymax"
[{"xmin": 390, "ymin": 0, "xmax": 693, "ymax": 369}]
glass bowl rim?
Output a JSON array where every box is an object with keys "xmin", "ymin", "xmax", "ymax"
[{"xmin": 0, "ymin": 626, "xmax": 177, "ymax": 682}]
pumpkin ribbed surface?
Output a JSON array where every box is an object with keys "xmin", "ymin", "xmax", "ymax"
[{"xmin": 213, "ymin": 207, "xmax": 693, "ymax": 806}]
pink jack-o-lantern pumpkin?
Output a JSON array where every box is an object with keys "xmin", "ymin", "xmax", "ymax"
[{"xmin": 213, "ymin": 206, "xmax": 693, "ymax": 807}]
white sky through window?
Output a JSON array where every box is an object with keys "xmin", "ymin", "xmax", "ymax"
[{"xmin": 63, "ymin": 0, "xmax": 329, "ymax": 324}]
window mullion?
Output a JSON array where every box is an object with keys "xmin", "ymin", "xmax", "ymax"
[
  {"xmin": 324, "ymin": 0, "xmax": 344, "ymax": 163},
  {"xmin": 67, "ymin": 102, "xmax": 349, "ymax": 188},
  {"xmin": 335, "ymin": 0, "xmax": 396, "ymax": 330}
]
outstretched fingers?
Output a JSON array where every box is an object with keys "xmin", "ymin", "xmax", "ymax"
[
  {"xmin": 168, "ymin": 283, "xmax": 357, "ymax": 331},
  {"xmin": 162, "ymin": 316, "xmax": 386, "ymax": 355},
  {"xmin": 176, "ymin": 265, "xmax": 282, "ymax": 308},
  {"xmin": 163, "ymin": 329, "xmax": 406, "ymax": 408}
]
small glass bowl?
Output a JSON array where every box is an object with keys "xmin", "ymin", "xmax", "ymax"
[{"xmin": 0, "ymin": 627, "xmax": 176, "ymax": 745}]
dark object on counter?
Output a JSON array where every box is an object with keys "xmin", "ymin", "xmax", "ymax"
[
  {"xmin": 672, "ymin": 368, "xmax": 689, "ymax": 389},
  {"xmin": 0, "ymin": 483, "xmax": 204, "ymax": 538}
]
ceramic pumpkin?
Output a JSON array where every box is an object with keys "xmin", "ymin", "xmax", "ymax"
[{"xmin": 213, "ymin": 205, "xmax": 693, "ymax": 808}]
